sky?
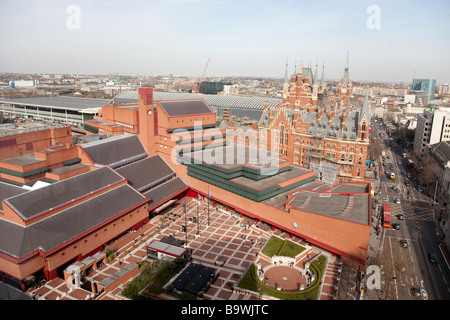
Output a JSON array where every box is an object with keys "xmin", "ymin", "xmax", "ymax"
[{"xmin": 0, "ymin": 0, "xmax": 449, "ymax": 83}]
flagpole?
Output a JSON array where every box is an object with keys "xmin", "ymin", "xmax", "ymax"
[
  {"xmin": 184, "ymin": 200, "xmax": 188, "ymax": 244},
  {"xmin": 208, "ymin": 186, "xmax": 211, "ymax": 226},
  {"xmin": 197, "ymin": 197, "xmax": 200, "ymax": 235}
]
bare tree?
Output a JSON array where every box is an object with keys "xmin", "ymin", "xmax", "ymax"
[
  {"xmin": 370, "ymin": 141, "xmax": 383, "ymax": 160},
  {"xmin": 383, "ymin": 112, "xmax": 396, "ymax": 122}
]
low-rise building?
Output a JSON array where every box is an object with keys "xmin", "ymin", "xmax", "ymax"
[
  {"xmin": 0, "ymin": 120, "xmax": 73, "ymax": 160},
  {"xmin": 0, "ymin": 166, "xmax": 149, "ymax": 291}
]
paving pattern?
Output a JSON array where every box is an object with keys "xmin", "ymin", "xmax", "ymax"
[{"xmin": 27, "ymin": 197, "xmax": 343, "ymax": 300}]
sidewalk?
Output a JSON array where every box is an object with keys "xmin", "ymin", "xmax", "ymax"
[
  {"xmin": 361, "ymin": 178, "xmax": 383, "ymax": 300},
  {"xmin": 436, "ymin": 216, "xmax": 450, "ymax": 271}
]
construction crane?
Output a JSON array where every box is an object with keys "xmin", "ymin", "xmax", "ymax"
[{"xmin": 192, "ymin": 58, "xmax": 211, "ymax": 94}]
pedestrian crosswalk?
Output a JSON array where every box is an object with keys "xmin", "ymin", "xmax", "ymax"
[{"xmin": 389, "ymin": 203, "xmax": 434, "ymax": 221}]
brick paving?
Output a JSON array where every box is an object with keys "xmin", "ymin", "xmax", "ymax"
[{"xmin": 27, "ymin": 197, "xmax": 343, "ymax": 300}]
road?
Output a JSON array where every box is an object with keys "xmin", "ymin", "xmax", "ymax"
[{"xmin": 368, "ymin": 120, "xmax": 450, "ymax": 300}]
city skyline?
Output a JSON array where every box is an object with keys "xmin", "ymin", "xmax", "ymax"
[{"xmin": 1, "ymin": 0, "xmax": 449, "ymax": 84}]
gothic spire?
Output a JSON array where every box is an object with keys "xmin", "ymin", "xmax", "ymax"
[
  {"xmin": 359, "ymin": 86, "xmax": 371, "ymax": 123},
  {"xmin": 313, "ymin": 59, "xmax": 318, "ymax": 85},
  {"xmin": 343, "ymin": 50, "xmax": 350, "ymax": 85}
]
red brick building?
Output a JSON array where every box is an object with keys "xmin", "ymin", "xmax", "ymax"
[
  {"xmin": 84, "ymin": 88, "xmax": 372, "ymax": 267},
  {"xmin": 256, "ymin": 61, "xmax": 370, "ymax": 184},
  {"xmin": 0, "ymin": 166, "xmax": 149, "ymax": 290},
  {"xmin": 0, "ymin": 120, "xmax": 73, "ymax": 160},
  {"xmin": 0, "ymin": 131, "xmax": 188, "ymax": 291}
]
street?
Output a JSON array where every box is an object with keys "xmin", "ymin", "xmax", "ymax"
[{"xmin": 366, "ymin": 120, "xmax": 450, "ymax": 300}]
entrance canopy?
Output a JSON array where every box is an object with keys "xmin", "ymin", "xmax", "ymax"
[{"xmin": 153, "ymin": 199, "xmax": 177, "ymax": 213}]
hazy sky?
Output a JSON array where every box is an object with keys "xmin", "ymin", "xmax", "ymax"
[{"xmin": 1, "ymin": 0, "xmax": 449, "ymax": 83}]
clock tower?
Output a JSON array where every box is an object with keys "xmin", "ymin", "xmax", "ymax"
[
  {"xmin": 338, "ymin": 51, "xmax": 352, "ymax": 107},
  {"xmin": 138, "ymin": 87, "xmax": 157, "ymax": 156}
]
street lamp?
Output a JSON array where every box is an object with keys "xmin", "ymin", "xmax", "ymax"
[{"xmin": 432, "ymin": 179, "xmax": 438, "ymax": 207}]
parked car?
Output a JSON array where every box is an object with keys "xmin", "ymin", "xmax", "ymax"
[
  {"xmin": 418, "ymin": 186, "xmax": 423, "ymax": 192},
  {"xmin": 401, "ymin": 172, "xmax": 406, "ymax": 176},
  {"xmin": 400, "ymin": 240, "xmax": 408, "ymax": 248},
  {"xmin": 405, "ymin": 180, "xmax": 410, "ymax": 186}
]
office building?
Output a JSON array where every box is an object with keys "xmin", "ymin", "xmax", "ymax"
[{"xmin": 412, "ymin": 78, "xmax": 437, "ymax": 101}]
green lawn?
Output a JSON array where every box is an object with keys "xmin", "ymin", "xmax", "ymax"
[
  {"xmin": 278, "ymin": 239, "xmax": 306, "ymax": 257},
  {"xmin": 261, "ymin": 236, "xmax": 285, "ymax": 257},
  {"xmin": 261, "ymin": 236, "xmax": 305, "ymax": 258}
]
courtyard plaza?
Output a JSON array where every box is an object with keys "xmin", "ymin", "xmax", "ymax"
[{"xmin": 27, "ymin": 197, "xmax": 343, "ymax": 300}]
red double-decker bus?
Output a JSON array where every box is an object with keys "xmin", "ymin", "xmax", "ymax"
[{"xmin": 383, "ymin": 204, "xmax": 391, "ymax": 228}]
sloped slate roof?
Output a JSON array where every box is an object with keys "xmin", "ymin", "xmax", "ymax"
[
  {"xmin": 158, "ymin": 100, "xmax": 214, "ymax": 117},
  {"xmin": 0, "ymin": 184, "xmax": 147, "ymax": 259},
  {"xmin": 434, "ymin": 141, "xmax": 450, "ymax": 162},
  {"xmin": 5, "ymin": 166, "xmax": 124, "ymax": 221},
  {"xmin": 0, "ymin": 182, "xmax": 27, "ymax": 213},
  {"xmin": 259, "ymin": 107, "xmax": 361, "ymax": 139},
  {"xmin": 81, "ymin": 135, "xmax": 148, "ymax": 168},
  {"xmin": 116, "ymin": 155, "xmax": 176, "ymax": 192},
  {"xmin": 144, "ymin": 177, "xmax": 188, "ymax": 208}
]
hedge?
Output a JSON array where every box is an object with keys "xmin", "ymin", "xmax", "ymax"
[{"xmin": 237, "ymin": 255, "xmax": 326, "ymax": 300}]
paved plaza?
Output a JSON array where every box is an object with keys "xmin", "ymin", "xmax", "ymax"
[{"xmin": 26, "ymin": 197, "xmax": 343, "ymax": 300}]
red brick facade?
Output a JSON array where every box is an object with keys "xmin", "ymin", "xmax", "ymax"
[
  {"xmin": 255, "ymin": 66, "xmax": 369, "ymax": 184},
  {"xmin": 81, "ymin": 88, "xmax": 372, "ymax": 267}
]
